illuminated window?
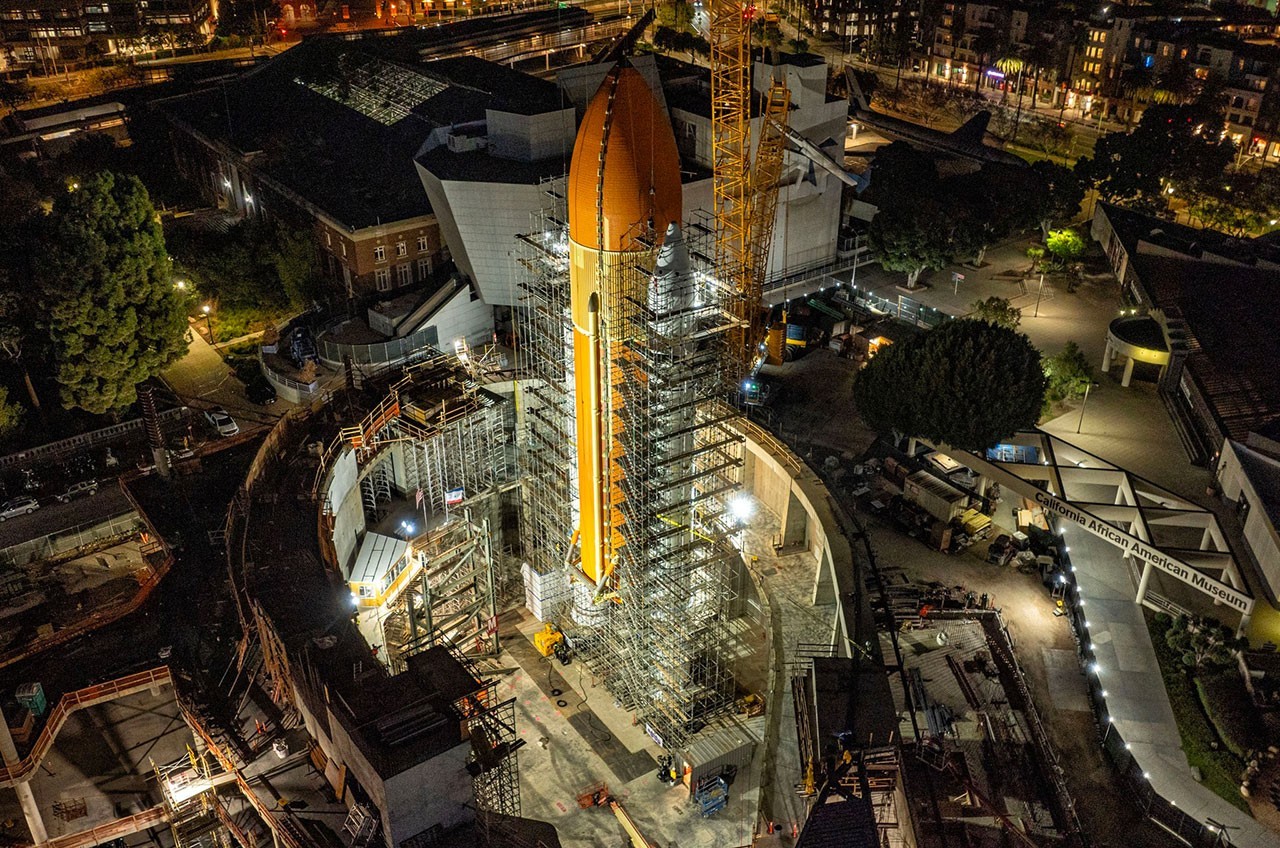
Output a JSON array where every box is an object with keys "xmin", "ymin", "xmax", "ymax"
[
  {"xmin": 396, "ymin": 241, "xmax": 406, "ymax": 257},
  {"xmin": 416, "ymin": 235, "xmax": 428, "ymax": 252}
]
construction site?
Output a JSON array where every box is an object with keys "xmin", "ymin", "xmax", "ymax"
[{"xmin": 0, "ymin": 6, "xmax": 1104, "ymax": 848}]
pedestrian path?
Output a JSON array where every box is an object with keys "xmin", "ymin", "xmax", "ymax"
[{"xmin": 1068, "ymin": 520, "xmax": 1273, "ymax": 847}]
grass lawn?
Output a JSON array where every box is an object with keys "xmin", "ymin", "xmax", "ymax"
[{"xmin": 1145, "ymin": 611, "xmax": 1250, "ymax": 812}]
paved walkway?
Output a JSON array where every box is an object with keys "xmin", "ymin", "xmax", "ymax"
[{"xmin": 1068, "ymin": 526, "xmax": 1274, "ymax": 847}]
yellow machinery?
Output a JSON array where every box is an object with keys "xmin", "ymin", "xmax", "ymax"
[
  {"xmin": 578, "ymin": 783, "xmax": 656, "ymax": 848},
  {"xmin": 533, "ymin": 623, "xmax": 565, "ymax": 658},
  {"xmin": 710, "ymin": 0, "xmax": 790, "ymax": 376}
]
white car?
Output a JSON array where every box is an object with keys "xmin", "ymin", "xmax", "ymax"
[
  {"xmin": 203, "ymin": 407, "xmax": 240, "ymax": 437},
  {"xmin": 0, "ymin": 496, "xmax": 40, "ymax": 521}
]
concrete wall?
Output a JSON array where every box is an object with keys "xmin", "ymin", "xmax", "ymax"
[
  {"xmin": 290, "ymin": 677, "xmax": 472, "ymax": 848},
  {"xmin": 416, "ymin": 165, "xmax": 550, "ymax": 308},
  {"xmin": 383, "ymin": 746, "xmax": 473, "ymax": 845},
  {"xmin": 485, "ymin": 107, "xmax": 576, "ymax": 162},
  {"xmin": 734, "ymin": 420, "xmax": 858, "ymax": 656},
  {"xmin": 419, "ymin": 282, "xmax": 494, "ymax": 351},
  {"xmin": 327, "ymin": 449, "xmax": 364, "ymax": 574},
  {"xmin": 1217, "ymin": 442, "xmax": 1280, "ymax": 600}
]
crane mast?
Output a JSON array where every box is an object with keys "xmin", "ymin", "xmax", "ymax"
[{"xmin": 710, "ymin": 0, "xmax": 789, "ymax": 378}]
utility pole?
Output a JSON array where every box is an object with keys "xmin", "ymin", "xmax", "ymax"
[{"xmin": 1075, "ymin": 381, "xmax": 1098, "ymax": 434}]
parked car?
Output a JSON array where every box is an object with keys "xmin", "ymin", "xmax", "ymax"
[
  {"xmin": 55, "ymin": 480, "xmax": 98, "ymax": 503},
  {"xmin": 246, "ymin": 376, "xmax": 278, "ymax": 406},
  {"xmin": 203, "ymin": 407, "xmax": 240, "ymax": 437},
  {"xmin": 0, "ymin": 496, "xmax": 40, "ymax": 521}
]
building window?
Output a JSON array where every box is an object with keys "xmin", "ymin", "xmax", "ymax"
[
  {"xmin": 396, "ymin": 264, "xmax": 412, "ymax": 287},
  {"xmin": 375, "ymin": 268, "xmax": 391, "ymax": 291},
  {"xmin": 416, "ymin": 235, "xmax": 428, "ymax": 252},
  {"xmin": 341, "ymin": 241, "xmax": 347, "ymax": 258},
  {"xmin": 374, "ymin": 245, "xmax": 386, "ymax": 262},
  {"xmin": 325, "ymin": 231, "xmax": 332, "ymax": 248},
  {"xmin": 417, "ymin": 257, "xmax": 431, "ymax": 280},
  {"xmin": 396, "ymin": 241, "xmax": 407, "ymax": 257}
]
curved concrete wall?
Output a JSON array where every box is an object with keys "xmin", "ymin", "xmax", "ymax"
[{"xmin": 732, "ymin": 418, "xmax": 859, "ymax": 657}]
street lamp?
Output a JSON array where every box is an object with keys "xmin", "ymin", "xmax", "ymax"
[
  {"xmin": 201, "ymin": 304, "xmax": 215, "ymax": 344},
  {"xmin": 1075, "ymin": 381, "xmax": 1100, "ymax": 434}
]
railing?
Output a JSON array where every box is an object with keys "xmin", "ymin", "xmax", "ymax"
[
  {"xmin": 0, "ymin": 667, "xmax": 172, "ymax": 787},
  {"xmin": 37, "ymin": 805, "xmax": 168, "ymax": 848},
  {"xmin": 314, "ymin": 323, "xmax": 440, "ymax": 369},
  {"xmin": 259, "ymin": 350, "xmax": 320, "ymax": 397},
  {"xmin": 179, "ymin": 696, "xmax": 311, "ymax": 848},
  {"xmin": 0, "ymin": 407, "xmax": 188, "ymax": 469}
]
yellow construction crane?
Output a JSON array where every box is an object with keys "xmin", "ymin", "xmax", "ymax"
[{"xmin": 710, "ymin": 0, "xmax": 790, "ymax": 377}]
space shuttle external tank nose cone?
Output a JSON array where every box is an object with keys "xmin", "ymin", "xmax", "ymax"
[{"xmin": 567, "ymin": 64, "xmax": 683, "ymax": 252}]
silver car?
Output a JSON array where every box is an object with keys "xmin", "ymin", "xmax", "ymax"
[
  {"xmin": 0, "ymin": 496, "xmax": 40, "ymax": 521},
  {"xmin": 203, "ymin": 407, "xmax": 240, "ymax": 437}
]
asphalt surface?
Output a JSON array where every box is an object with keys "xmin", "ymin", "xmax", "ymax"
[{"xmin": 0, "ymin": 484, "xmax": 134, "ymax": 550}]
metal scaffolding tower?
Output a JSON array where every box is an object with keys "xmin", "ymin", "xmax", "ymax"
[
  {"xmin": 153, "ymin": 750, "xmax": 228, "ymax": 848},
  {"xmin": 516, "ymin": 187, "xmax": 746, "ymax": 749},
  {"xmin": 379, "ymin": 512, "xmax": 501, "ymax": 672}
]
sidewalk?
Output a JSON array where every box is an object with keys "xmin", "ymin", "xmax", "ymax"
[{"xmin": 1068, "ymin": 526, "xmax": 1274, "ymax": 848}]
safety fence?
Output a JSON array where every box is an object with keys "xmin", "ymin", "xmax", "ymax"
[
  {"xmin": 0, "ymin": 666, "xmax": 172, "ymax": 787},
  {"xmin": 0, "ymin": 511, "xmax": 145, "ymax": 569},
  {"xmin": 314, "ymin": 323, "xmax": 439, "ymax": 369},
  {"xmin": 0, "ymin": 407, "xmax": 189, "ymax": 469},
  {"xmin": 38, "ymin": 805, "xmax": 169, "ymax": 848}
]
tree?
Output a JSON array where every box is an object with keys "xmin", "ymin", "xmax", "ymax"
[
  {"xmin": 35, "ymin": 171, "xmax": 188, "ymax": 415},
  {"xmin": 868, "ymin": 202, "xmax": 953, "ymax": 288},
  {"xmin": 854, "ymin": 319, "xmax": 1046, "ymax": 451},
  {"xmin": 1165, "ymin": 615, "xmax": 1246, "ymax": 671},
  {"xmin": 788, "ymin": 36, "xmax": 809, "ymax": 54},
  {"xmin": 947, "ymin": 163, "xmax": 1039, "ymax": 265},
  {"xmin": 1045, "ymin": 228, "xmax": 1085, "ymax": 266},
  {"xmin": 270, "ymin": 224, "xmax": 320, "ymax": 310},
  {"xmin": 0, "ymin": 388, "xmax": 23, "ymax": 440},
  {"xmin": 970, "ymin": 296, "xmax": 1021, "ymax": 329},
  {"xmin": 864, "ymin": 141, "xmax": 938, "ymax": 208},
  {"xmin": 0, "ymin": 78, "xmax": 34, "ymax": 110},
  {"xmin": 1043, "ymin": 340, "xmax": 1092, "ymax": 402},
  {"xmin": 0, "ymin": 289, "xmax": 41, "ymax": 410},
  {"xmin": 1028, "ymin": 160, "xmax": 1085, "ymax": 240},
  {"xmin": 1078, "ymin": 103, "xmax": 1235, "ymax": 211}
]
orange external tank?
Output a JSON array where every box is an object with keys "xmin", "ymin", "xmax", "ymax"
[{"xmin": 566, "ymin": 62, "xmax": 682, "ymax": 591}]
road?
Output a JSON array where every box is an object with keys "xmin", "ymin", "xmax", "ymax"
[{"xmin": 0, "ymin": 485, "xmax": 133, "ymax": 550}]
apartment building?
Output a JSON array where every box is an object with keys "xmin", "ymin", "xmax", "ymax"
[
  {"xmin": 0, "ymin": 0, "xmax": 213, "ymax": 72},
  {"xmin": 805, "ymin": 0, "xmax": 917, "ymax": 56}
]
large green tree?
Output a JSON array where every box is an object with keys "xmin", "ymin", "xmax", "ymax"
[
  {"xmin": 1028, "ymin": 160, "xmax": 1085, "ymax": 240},
  {"xmin": 947, "ymin": 163, "xmax": 1039, "ymax": 265},
  {"xmin": 853, "ymin": 318, "xmax": 1046, "ymax": 451},
  {"xmin": 867, "ymin": 201, "xmax": 954, "ymax": 288},
  {"xmin": 35, "ymin": 171, "xmax": 188, "ymax": 415},
  {"xmin": 1077, "ymin": 103, "xmax": 1235, "ymax": 211}
]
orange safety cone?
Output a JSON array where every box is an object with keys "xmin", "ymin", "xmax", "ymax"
[
  {"xmin": 767, "ymin": 821, "xmax": 775, "ymax": 834},
  {"xmin": 792, "ymin": 822, "xmax": 799, "ymax": 838}
]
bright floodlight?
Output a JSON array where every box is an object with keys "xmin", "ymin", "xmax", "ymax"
[{"xmin": 730, "ymin": 494, "xmax": 755, "ymax": 524}]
